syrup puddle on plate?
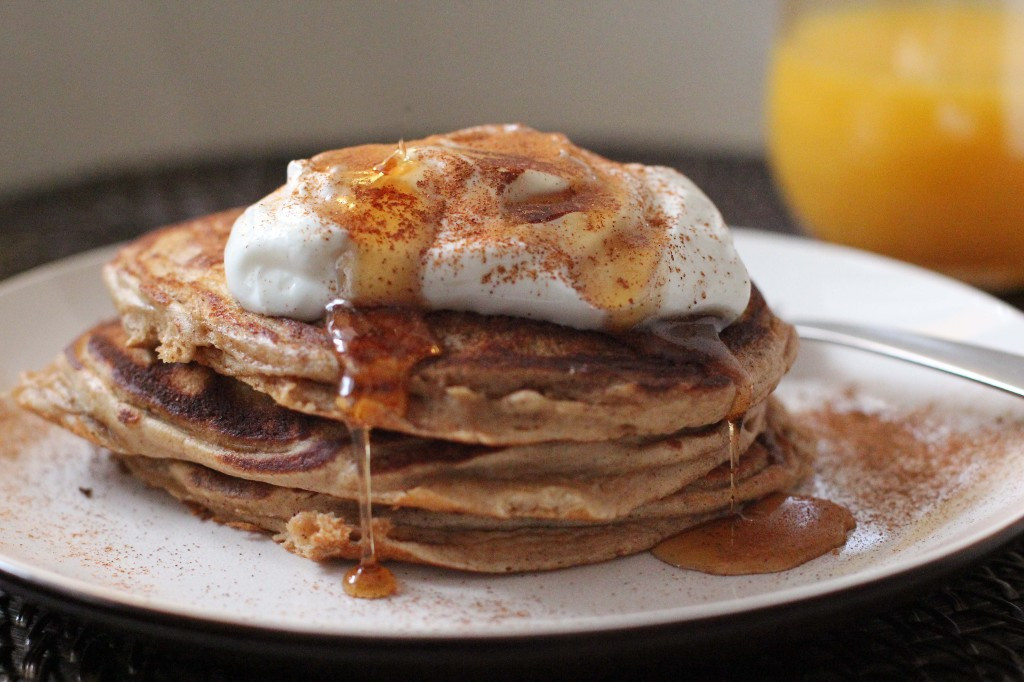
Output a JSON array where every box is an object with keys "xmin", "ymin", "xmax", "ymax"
[{"xmin": 652, "ymin": 493, "xmax": 856, "ymax": 575}]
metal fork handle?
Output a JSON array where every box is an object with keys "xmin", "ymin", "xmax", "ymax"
[{"xmin": 794, "ymin": 320, "xmax": 1024, "ymax": 400}]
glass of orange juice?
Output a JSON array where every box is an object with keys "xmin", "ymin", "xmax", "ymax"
[{"xmin": 767, "ymin": 0, "xmax": 1024, "ymax": 290}]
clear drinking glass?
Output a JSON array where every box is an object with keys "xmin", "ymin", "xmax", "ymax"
[{"xmin": 766, "ymin": 0, "xmax": 1024, "ymax": 290}]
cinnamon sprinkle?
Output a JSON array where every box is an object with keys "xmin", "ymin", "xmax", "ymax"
[{"xmin": 793, "ymin": 388, "xmax": 1024, "ymax": 534}]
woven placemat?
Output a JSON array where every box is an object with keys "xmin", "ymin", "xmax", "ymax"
[{"xmin": 1, "ymin": 150, "xmax": 1023, "ymax": 681}]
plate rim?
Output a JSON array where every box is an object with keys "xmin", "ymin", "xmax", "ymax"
[{"xmin": 3, "ymin": 516, "xmax": 1022, "ymax": 658}]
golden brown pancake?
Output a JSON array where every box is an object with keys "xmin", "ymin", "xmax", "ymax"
[
  {"xmin": 103, "ymin": 210, "xmax": 799, "ymax": 445},
  {"xmin": 16, "ymin": 320, "xmax": 781, "ymax": 522},
  {"xmin": 115, "ymin": 405, "xmax": 811, "ymax": 573},
  {"xmin": 15, "ymin": 312, "xmax": 812, "ymax": 572}
]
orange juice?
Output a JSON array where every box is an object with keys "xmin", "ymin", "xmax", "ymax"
[{"xmin": 767, "ymin": 2, "xmax": 1024, "ymax": 289}]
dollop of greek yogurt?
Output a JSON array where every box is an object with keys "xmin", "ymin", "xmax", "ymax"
[{"xmin": 224, "ymin": 124, "xmax": 750, "ymax": 331}]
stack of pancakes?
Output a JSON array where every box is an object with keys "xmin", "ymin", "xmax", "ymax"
[{"xmin": 15, "ymin": 210, "xmax": 809, "ymax": 573}]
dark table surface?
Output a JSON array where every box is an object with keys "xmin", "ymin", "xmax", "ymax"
[{"xmin": 2, "ymin": 149, "xmax": 1024, "ymax": 681}]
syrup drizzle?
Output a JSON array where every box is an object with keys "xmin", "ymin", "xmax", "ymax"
[
  {"xmin": 727, "ymin": 418, "xmax": 741, "ymax": 514},
  {"xmin": 637, "ymin": 318, "xmax": 753, "ymax": 510},
  {"xmin": 637, "ymin": 319, "xmax": 854, "ymax": 575},
  {"xmin": 326, "ymin": 300, "xmax": 441, "ymax": 599},
  {"xmin": 300, "ymin": 127, "xmax": 700, "ymax": 332},
  {"xmin": 340, "ymin": 427, "xmax": 396, "ymax": 599}
]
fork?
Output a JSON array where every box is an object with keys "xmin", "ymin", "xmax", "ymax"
[{"xmin": 794, "ymin": 320, "xmax": 1024, "ymax": 399}]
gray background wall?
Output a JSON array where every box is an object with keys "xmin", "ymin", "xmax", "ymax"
[{"xmin": 1, "ymin": 1, "xmax": 781, "ymax": 197}]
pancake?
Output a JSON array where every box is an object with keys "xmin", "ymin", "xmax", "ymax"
[
  {"xmin": 103, "ymin": 210, "xmax": 799, "ymax": 445},
  {"xmin": 15, "ymin": 128, "xmax": 819, "ymax": 575},
  {"xmin": 116, "ymin": 405, "xmax": 811, "ymax": 573},
  {"xmin": 15, "ymin": 320, "xmax": 777, "ymax": 522}
]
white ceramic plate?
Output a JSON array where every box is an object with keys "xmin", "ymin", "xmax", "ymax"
[{"xmin": 2, "ymin": 230, "xmax": 1023, "ymax": 647}]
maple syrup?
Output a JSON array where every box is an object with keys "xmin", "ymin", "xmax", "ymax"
[
  {"xmin": 292, "ymin": 128, "xmax": 738, "ymax": 333},
  {"xmin": 343, "ymin": 551, "xmax": 398, "ymax": 599},
  {"xmin": 638, "ymin": 318, "xmax": 754, "ymax": 513},
  {"xmin": 326, "ymin": 301, "xmax": 441, "ymax": 599},
  {"xmin": 635, "ymin": 319, "xmax": 855, "ymax": 575},
  {"xmin": 652, "ymin": 494, "xmax": 856, "ymax": 575},
  {"xmin": 727, "ymin": 418, "xmax": 741, "ymax": 513}
]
